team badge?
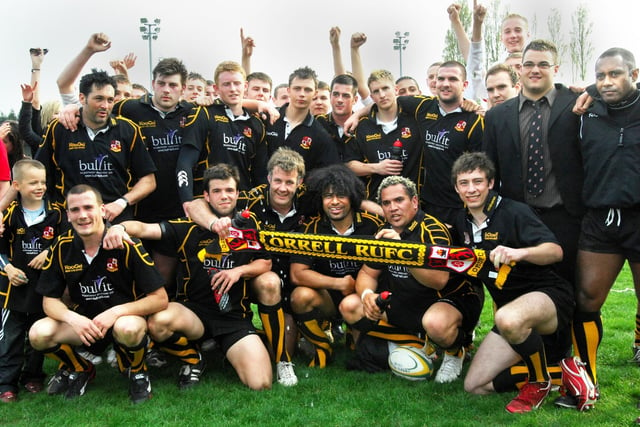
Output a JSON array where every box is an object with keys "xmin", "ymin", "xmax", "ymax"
[
  {"xmin": 300, "ymin": 136, "xmax": 312, "ymax": 149},
  {"xmin": 42, "ymin": 226, "xmax": 55, "ymax": 240},
  {"xmin": 110, "ymin": 140, "xmax": 122, "ymax": 152},
  {"xmin": 106, "ymin": 258, "xmax": 119, "ymax": 272},
  {"xmin": 401, "ymin": 127, "xmax": 412, "ymax": 138},
  {"xmin": 243, "ymin": 127, "xmax": 252, "ymax": 138},
  {"xmin": 454, "ymin": 121, "xmax": 467, "ymax": 132}
]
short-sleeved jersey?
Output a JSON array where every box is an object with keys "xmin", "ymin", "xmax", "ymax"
[
  {"xmin": 157, "ymin": 214, "xmax": 268, "ymax": 320},
  {"xmin": 344, "ymin": 104, "xmax": 423, "ymax": 200},
  {"xmin": 35, "ymin": 116, "xmax": 157, "ymax": 206},
  {"xmin": 180, "ymin": 103, "xmax": 267, "ymax": 195},
  {"xmin": 265, "ymin": 104, "xmax": 340, "ymax": 174},
  {"xmin": 452, "ymin": 192, "xmax": 572, "ymax": 307},
  {"xmin": 36, "ymin": 230, "xmax": 165, "ymax": 319},
  {"xmin": 368, "ymin": 211, "xmax": 475, "ymax": 316},
  {"xmin": 239, "ymin": 184, "xmax": 308, "ymax": 290},
  {"xmin": 290, "ymin": 210, "xmax": 385, "ymax": 278},
  {"xmin": 398, "ymin": 95, "xmax": 484, "ymax": 209},
  {"xmin": 114, "ymin": 95, "xmax": 193, "ymax": 222},
  {"xmin": 0, "ymin": 198, "xmax": 65, "ymax": 312},
  {"xmin": 315, "ymin": 113, "xmax": 350, "ymax": 161}
]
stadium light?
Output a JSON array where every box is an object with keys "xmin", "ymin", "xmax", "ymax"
[
  {"xmin": 139, "ymin": 17, "xmax": 161, "ymax": 89},
  {"xmin": 393, "ymin": 31, "xmax": 410, "ymax": 77}
]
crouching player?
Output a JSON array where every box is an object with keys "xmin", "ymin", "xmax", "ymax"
[
  {"xmin": 28, "ymin": 185, "xmax": 168, "ymax": 403},
  {"xmin": 104, "ymin": 164, "xmax": 273, "ymax": 390},
  {"xmin": 451, "ymin": 152, "xmax": 575, "ymax": 413}
]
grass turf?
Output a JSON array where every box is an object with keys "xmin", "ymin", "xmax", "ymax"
[{"xmin": 1, "ymin": 266, "xmax": 639, "ymax": 426}]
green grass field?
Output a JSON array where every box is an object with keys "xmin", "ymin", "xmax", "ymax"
[{"xmin": 2, "ymin": 266, "xmax": 639, "ymax": 426}]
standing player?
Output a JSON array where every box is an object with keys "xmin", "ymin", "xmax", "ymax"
[
  {"xmin": 35, "ymin": 69, "xmax": 157, "ymax": 223},
  {"xmin": 28, "ymin": 185, "xmax": 168, "ymax": 403},
  {"xmin": 451, "ymin": 152, "xmax": 574, "ymax": 413},
  {"xmin": 340, "ymin": 176, "xmax": 482, "ymax": 383},
  {"xmin": 290, "ymin": 165, "xmax": 384, "ymax": 367},
  {"xmin": 176, "ymin": 61, "xmax": 268, "ymax": 208},
  {"xmin": 104, "ymin": 164, "xmax": 273, "ymax": 390}
]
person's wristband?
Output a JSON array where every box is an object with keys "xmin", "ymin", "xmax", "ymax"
[
  {"xmin": 31, "ymin": 68, "xmax": 40, "ymax": 72},
  {"xmin": 115, "ymin": 197, "xmax": 129, "ymax": 209},
  {"xmin": 361, "ymin": 289, "xmax": 374, "ymax": 302},
  {"xmin": 113, "ymin": 223, "xmax": 127, "ymax": 233},
  {"xmin": 209, "ymin": 219, "xmax": 218, "ymax": 232}
]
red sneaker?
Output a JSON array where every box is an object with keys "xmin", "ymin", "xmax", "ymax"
[
  {"xmin": 560, "ymin": 356, "xmax": 597, "ymax": 411},
  {"xmin": 505, "ymin": 380, "xmax": 551, "ymax": 413},
  {"xmin": 0, "ymin": 391, "xmax": 17, "ymax": 403}
]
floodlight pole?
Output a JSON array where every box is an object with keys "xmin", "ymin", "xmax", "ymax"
[
  {"xmin": 393, "ymin": 31, "xmax": 410, "ymax": 77},
  {"xmin": 139, "ymin": 18, "xmax": 161, "ymax": 89}
]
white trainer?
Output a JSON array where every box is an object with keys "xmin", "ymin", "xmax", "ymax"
[
  {"xmin": 435, "ymin": 348, "xmax": 465, "ymax": 384},
  {"xmin": 277, "ymin": 361, "xmax": 298, "ymax": 387}
]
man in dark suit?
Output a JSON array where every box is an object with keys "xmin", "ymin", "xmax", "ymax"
[{"xmin": 483, "ymin": 39, "xmax": 584, "ymax": 285}]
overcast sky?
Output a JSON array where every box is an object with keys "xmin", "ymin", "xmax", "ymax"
[{"xmin": 1, "ymin": 0, "xmax": 637, "ymax": 114}]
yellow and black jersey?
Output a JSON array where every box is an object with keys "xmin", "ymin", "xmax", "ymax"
[
  {"xmin": 398, "ymin": 95, "xmax": 484, "ymax": 209},
  {"xmin": 35, "ymin": 115, "xmax": 157, "ymax": 207},
  {"xmin": 0, "ymin": 198, "xmax": 66, "ymax": 311},
  {"xmin": 114, "ymin": 95, "xmax": 193, "ymax": 222},
  {"xmin": 315, "ymin": 113, "xmax": 351, "ymax": 161},
  {"xmin": 344, "ymin": 103, "xmax": 424, "ymax": 200},
  {"xmin": 158, "ymin": 214, "xmax": 268, "ymax": 320},
  {"xmin": 36, "ymin": 229, "xmax": 165, "ymax": 318},
  {"xmin": 290, "ymin": 210, "xmax": 385, "ymax": 278},
  {"xmin": 265, "ymin": 103, "xmax": 340, "ymax": 175},
  {"xmin": 176, "ymin": 103, "xmax": 267, "ymax": 202}
]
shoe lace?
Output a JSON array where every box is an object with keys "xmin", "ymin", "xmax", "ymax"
[
  {"xmin": 439, "ymin": 353, "xmax": 462, "ymax": 376},
  {"xmin": 278, "ymin": 362, "xmax": 296, "ymax": 379}
]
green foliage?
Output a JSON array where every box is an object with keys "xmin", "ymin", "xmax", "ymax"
[
  {"xmin": 483, "ymin": 0, "xmax": 505, "ymax": 67},
  {"xmin": 0, "ymin": 110, "xmax": 17, "ymax": 123},
  {"xmin": 1, "ymin": 267, "xmax": 638, "ymax": 426},
  {"xmin": 547, "ymin": 9, "xmax": 567, "ymax": 67},
  {"xmin": 570, "ymin": 4, "xmax": 595, "ymax": 82}
]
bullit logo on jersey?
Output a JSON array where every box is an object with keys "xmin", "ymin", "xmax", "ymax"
[
  {"xmin": 22, "ymin": 236, "xmax": 43, "ymax": 256},
  {"xmin": 365, "ymin": 133, "xmax": 382, "ymax": 142},
  {"xmin": 425, "ymin": 113, "xmax": 438, "ymax": 121},
  {"xmin": 138, "ymin": 120, "xmax": 156, "ymax": 128},
  {"xmin": 243, "ymin": 127, "xmax": 252, "ymax": 138},
  {"xmin": 42, "ymin": 226, "xmax": 55, "ymax": 240},
  {"xmin": 484, "ymin": 232, "xmax": 499, "ymax": 240},
  {"xmin": 80, "ymin": 275, "xmax": 115, "ymax": 301},
  {"xmin": 454, "ymin": 121, "xmax": 467, "ymax": 132},
  {"xmin": 214, "ymin": 115, "xmax": 230, "ymax": 123},
  {"xmin": 300, "ymin": 136, "xmax": 312, "ymax": 150},
  {"xmin": 424, "ymin": 129, "xmax": 450, "ymax": 151},
  {"xmin": 202, "ymin": 256, "xmax": 235, "ymax": 271},
  {"xmin": 401, "ymin": 127, "xmax": 412, "ymax": 139},
  {"xmin": 69, "ymin": 142, "xmax": 86, "ymax": 150},
  {"xmin": 222, "ymin": 133, "xmax": 247, "ymax": 153},
  {"xmin": 151, "ymin": 129, "xmax": 182, "ymax": 153},
  {"xmin": 78, "ymin": 154, "xmax": 114, "ymax": 178},
  {"xmin": 106, "ymin": 258, "xmax": 118, "ymax": 273},
  {"xmin": 64, "ymin": 263, "xmax": 84, "ymax": 273},
  {"xmin": 110, "ymin": 140, "xmax": 122, "ymax": 153},
  {"xmin": 329, "ymin": 259, "xmax": 360, "ymax": 276}
]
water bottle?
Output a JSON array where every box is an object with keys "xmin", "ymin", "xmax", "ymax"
[
  {"xmin": 375, "ymin": 291, "xmax": 392, "ymax": 312},
  {"xmin": 390, "ymin": 140, "xmax": 403, "ymax": 162}
]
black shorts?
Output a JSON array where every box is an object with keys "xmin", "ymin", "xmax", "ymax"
[
  {"xmin": 579, "ymin": 207, "xmax": 640, "ymax": 262},
  {"xmin": 386, "ymin": 282, "xmax": 482, "ymax": 335},
  {"xmin": 179, "ymin": 301, "xmax": 257, "ymax": 354}
]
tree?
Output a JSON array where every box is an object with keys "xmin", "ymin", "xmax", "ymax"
[
  {"xmin": 0, "ymin": 110, "xmax": 17, "ymax": 123},
  {"xmin": 570, "ymin": 4, "xmax": 594, "ymax": 82},
  {"xmin": 483, "ymin": 0, "xmax": 505, "ymax": 67},
  {"xmin": 546, "ymin": 9, "xmax": 567, "ymax": 66},
  {"xmin": 442, "ymin": 1, "xmax": 472, "ymax": 64}
]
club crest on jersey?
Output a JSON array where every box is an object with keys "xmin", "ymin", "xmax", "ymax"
[
  {"xmin": 243, "ymin": 127, "xmax": 252, "ymax": 138},
  {"xmin": 454, "ymin": 121, "xmax": 467, "ymax": 132},
  {"xmin": 106, "ymin": 258, "xmax": 119, "ymax": 272},
  {"xmin": 42, "ymin": 226, "xmax": 55, "ymax": 240},
  {"xmin": 110, "ymin": 140, "xmax": 122, "ymax": 152},
  {"xmin": 401, "ymin": 127, "xmax": 412, "ymax": 138},
  {"xmin": 300, "ymin": 136, "xmax": 312, "ymax": 149}
]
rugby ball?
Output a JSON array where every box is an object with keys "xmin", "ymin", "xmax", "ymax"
[{"xmin": 388, "ymin": 345, "xmax": 434, "ymax": 381}]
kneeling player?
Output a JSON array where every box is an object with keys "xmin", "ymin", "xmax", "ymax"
[
  {"xmin": 290, "ymin": 165, "xmax": 384, "ymax": 367},
  {"xmin": 340, "ymin": 176, "xmax": 482, "ymax": 383},
  {"xmin": 29, "ymin": 185, "xmax": 168, "ymax": 403},
  {"xmin": 104, "ymin": 164, "xmax": 272, "ymax": 390},
  {"xmin": 451, "ymin": 152, "xmax": 575, "ymax": 413}
]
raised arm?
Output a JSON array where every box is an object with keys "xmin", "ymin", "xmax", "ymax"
[
  {"xmin": 240, "ymin": 28, "xmax": 255, "ymax": 75},
  {"xmin": 330, "ymin": 26, "xmax": 345, "ymax": 77},
  {"xmin": 448, "ymin": 3, "xmax": 470, "ymax": 61},
  {"xmin": 57, "ymin": 33, "xmax": 111, "ymax": 96},
  {"xmin": 29, "ymin": 48, "xmax": 47, "ymax": 109},
  {"xmin": 350, "ymin": 32, "xmax": 370, "ymax": 100}
]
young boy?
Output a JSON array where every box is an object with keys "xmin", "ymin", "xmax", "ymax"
[{"xmin": 0, "ymin": 159, "xmax": 65, "ymax": 402}]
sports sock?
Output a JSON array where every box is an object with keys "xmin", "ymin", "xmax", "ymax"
[
  {"xmin": 443, "ymin": 328, "xmax": 466, "ymax": 355},
  {"xmin": 493, "ymin": 362, "xmax": 562, "ymax": 392},
  {"xmin": 571, "ymin": 310, "xmax": 602, "ymax": 383},
  {"xmin": 295, "ymin": 309, "xmax": 332, "ymax": 368},
  {"xmin": 358, "ymin": 319, "xmax": 424, "ymax": 349},
  {"xmin": 43, "ymin": 344, "xmax": 91, "ymax": 372},
  {"xmin": 157, "ymin": 332, "xmax": 200, "ymax": 365},
  {"xmin": 635, "ymin": 313, "xmax": 640, "ymax": 347},
  {"xmin": 510, "ymin": 331, "xmax": 549, "ymax": 383},
  {"xmin": 114, "ymin": 335, "xmax": 149, "ymax": 373},
  {"xmin": 258, "ymin": 302, "xmax": 290, "ymax": 363}
]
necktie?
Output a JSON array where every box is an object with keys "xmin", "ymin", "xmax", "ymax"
[{"xmin": 526, "ymin": 101, "xmax": 544, "ymax": 195}]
